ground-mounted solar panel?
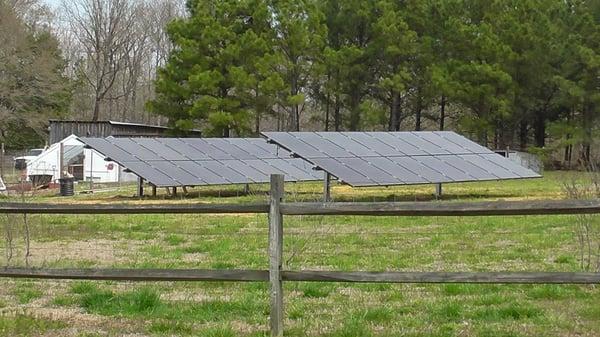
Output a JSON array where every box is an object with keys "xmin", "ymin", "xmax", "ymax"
[
  {"xmin": 79, "ymin": 137, "xmax": 322, "ymax": 187},
  {"xmin": 261, "ymin": 131, "xmax": 542, "ymax": 187}
]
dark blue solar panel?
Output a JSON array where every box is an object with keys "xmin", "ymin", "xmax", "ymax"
[
  {"xmin": 260, "ymin": 131, "xmax": 541, "ymax": 187},
  {"xmin": 79, "ymin": 137, "xmax": 320, "ymax": 187}
]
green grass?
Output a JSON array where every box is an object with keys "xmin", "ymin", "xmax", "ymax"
[
  {"xmin": 164, "ymin": 234, "xmax": 187, "ymax": 246},
  {"xmin": 0, "ymin": 171, "xmax": 598, "ymax": 336},
  {"xmin": 0, "ymin": 316, "xmax": 65, "ymax": 336},
  {"xmin": 13, "ymin": 282, "xmax": 43, "ymax": 304},
  {"xmin": 79, "ymin": 286, "xmax": 163, "ymax": 316}
]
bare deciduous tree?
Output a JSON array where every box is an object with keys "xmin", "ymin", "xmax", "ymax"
[
  {"xmin": 62, "ymin": 0, "xmax": 139, "ymax": 121},
  {"xmin": 58, "ymin": 0, "xmax": 185, "ymax": 122}
]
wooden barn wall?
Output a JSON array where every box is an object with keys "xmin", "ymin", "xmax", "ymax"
[
  {"xmin": 49, "ymin": 122, "xmax": 202, "ymax": 144},
  {"xmin": 50, "ymin": 122, "xmax": 113, "ymax": 144}
]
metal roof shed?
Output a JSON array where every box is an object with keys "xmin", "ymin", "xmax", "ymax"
[{"xmin": 49, "ymin": 120, "xmax": 202, "ymax": 145}]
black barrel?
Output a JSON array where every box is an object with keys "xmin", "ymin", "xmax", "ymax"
[{"xmin": 58, "ymin": 178, "xmax": 75, "ymax": 196}]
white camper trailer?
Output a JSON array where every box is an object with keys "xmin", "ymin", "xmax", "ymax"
[{"xmin": 26, "ymin": 135, "xmax": 136, "ymax": 183}]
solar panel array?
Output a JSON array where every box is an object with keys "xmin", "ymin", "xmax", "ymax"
[
  {"xmin": 79, "ymin": 137, "xmax": 321, "ymax": 187},
  {"xmin": 261, "ymin": 131, "xmax": 541, "ymax": 186}
]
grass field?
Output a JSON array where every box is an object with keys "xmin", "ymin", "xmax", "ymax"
[{"xmin": 0, "ymin": 171, "xmax": 598, "ymax": 336}]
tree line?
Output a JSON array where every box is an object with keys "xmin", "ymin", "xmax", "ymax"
[
  {"xmin": 0, "ymin": 0, "xmax": 71, "ymax": 149},
  {"xmin": 1, "ymin": 0, "xmax": 599, "ymax": 166},
  {"xmin": 150, "ymin": 0, "xmax": 599, "ymax": 165}
]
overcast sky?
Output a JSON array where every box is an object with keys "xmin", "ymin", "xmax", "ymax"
[{"xmin": 43, "ymin": 0, "xmax": 60, "ymax": 8}]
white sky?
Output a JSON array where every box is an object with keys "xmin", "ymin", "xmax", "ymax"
[{"xmin": 43, "ymin": 0, "xmax": 60, "ymax": 9}]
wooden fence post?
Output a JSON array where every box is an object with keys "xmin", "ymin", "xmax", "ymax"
[
  {"xmin": 269, "ymin": 174, "xmax": 284, "ymax": 336},
  {"xmin": 323, "ymin": 172, "xmax": 331, "ymax": 202},
  {"xmin": 137, "ymin": 177, "xmax": 144, "ymax": 197}
]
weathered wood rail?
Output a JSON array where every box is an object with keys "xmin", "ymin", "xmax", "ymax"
[
  {"xmin": 1, "ymin": 269, "xmax": 598, "ymax": 284},
  {"xmin": 1, "ymin": 174, "xmax": 600, "ymax": 337},
  {"xmin": 3, "ymin": 199, "xmax": 600, "ymax": 216},
  {"xmin": 0, "ymin": 202, "xmax": 270, "ymax": 214}
]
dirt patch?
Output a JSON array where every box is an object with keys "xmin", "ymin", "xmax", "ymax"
[{"xmin": 26, "ymin": 239, "xmax": 124, "ymax": 266}]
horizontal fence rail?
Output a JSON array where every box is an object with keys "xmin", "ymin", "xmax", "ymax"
[
  {"xmin": 0, "ymin": 202, "xmax": 270, "ymax": 214},
  {"xmin": 1, "ymin": 268, "xmax": 598, "ymax": 284},
  {"xmin": 283, "ymin": 271, "xmax": 600, "ymax": 284},
  {"xmin": 281, "ymin": 199, "xmax": 600, "ymax": 216},
  {"xmin": 0, "ymin": 268, "xmax": 269, "ymax": 281},
  {"xmin": 2, "ymin": 199, "xmax": 600, "ymax": 216}
]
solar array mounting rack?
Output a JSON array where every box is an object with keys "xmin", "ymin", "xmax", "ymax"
[
  {"xmin": 261, "ymin": 131, "xmax": 541, "ymax": 186},
  {"xmin": 79, "ymin": 137, "xmax": 321, "ymax": 187}
]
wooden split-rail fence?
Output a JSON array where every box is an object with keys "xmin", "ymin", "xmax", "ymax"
[{"xmin": 1, "ymin": 174, "xmax": 600, "ymax": 336}]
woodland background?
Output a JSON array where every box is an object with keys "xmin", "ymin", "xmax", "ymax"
[{"xmin": 1, "ymin": 0, "xmax": 599, "ymax": 167}]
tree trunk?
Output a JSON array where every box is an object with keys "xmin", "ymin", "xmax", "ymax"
[
  {"xmin": 494, "ymin": 124, "xmax": 500, "ymax": 149},
  {"xmin": 254, "ymin": 90, "xmax": 260, "ymax": 135},
  {"xmin": 393, "ymin": 92, "xmax": 402, "ymax": 131},
  {"xmin": 582, "ymin": 103, "xmax": 593, "ymax": 166},
  {"xmin": 348, "ymin": 91, "xmax": 361, "ymax": 131},
  {"xmin": 564, "ymin": 141, "xmax": 572, "ymax": 168},
  {"xmin": 255, "ymin": 112, "xmax": 260, "ymax": 135},
  {"xmin": 389, "ymin": 90, "xmax": 398, "ymax": 131},
  {"xmin": 334, "ymin": 95, "xmax": 341, "ymax": 131},
  {"xmin": 564, "ymin": 108, "xmax": 573, "ymax": 168},
  {"xmin": 533, "ymin": 112, "xmax": 546, "ymax": 147},
  {"xmin": 414, "ymin": 91, "xmax": 422, "ymax": 131},
  {"xmin": 289, "ymin": 72, "xmax": 300, "ymax": 131},
  {"xmin": 277, "ymin": 106, "xmax": 281, "ymax": 131},
  {"xmin": 325, "ymin": 92, "xmax": 330, "ymax": 131},
  {"xmin": 439, "ymin": 95, "xmax": 446, "ymax": 131},
  {"xmin": 519, "ymin": 120, "xmax": 528, "ymax": 151},
  {"xmin": 92, "ymin": 98, "xmax": 101, "ymax": 121},
  {"xmin": 293, "ymin": 104, "xmax": 300, "ymax": 131}
]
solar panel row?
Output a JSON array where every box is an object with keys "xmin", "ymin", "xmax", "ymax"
[
  {"xmin": 79, "ymin": 137, "xmax": 320, "ymax": 187},
  {"xmin": 261, "ymin": 131, "xmax": 541, "ymax": 187}
]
